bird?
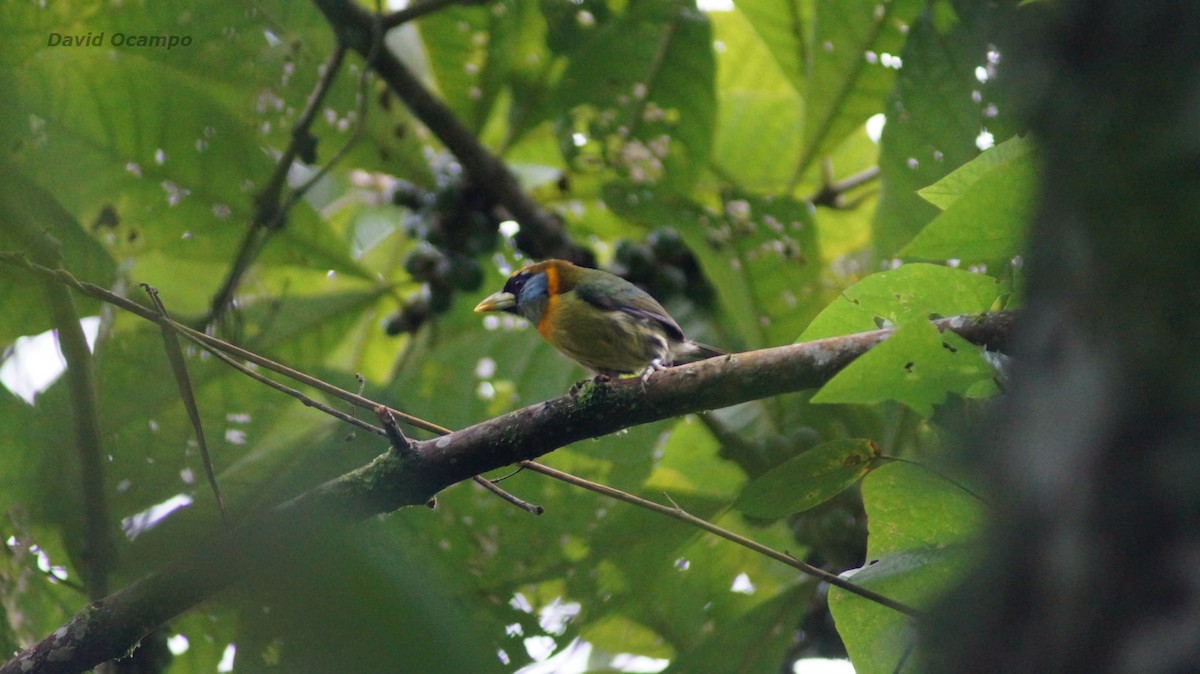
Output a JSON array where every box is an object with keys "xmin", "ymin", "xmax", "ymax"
[{"xmin": 474, "ymin": 259, "xmax": 723, "ymax": 381}]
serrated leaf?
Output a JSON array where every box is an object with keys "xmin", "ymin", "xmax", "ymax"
[
  {"xmin": 735, "ymin": 438, "xmax": 879, "ymax": 518},
  {"xmin": 800, "ymin": 263, "xmax": 1001, "ymax": 341}
]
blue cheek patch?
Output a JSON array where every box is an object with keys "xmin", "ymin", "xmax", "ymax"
[{"xmin": 518, "ymin": 272, "xmax": 548, "ymax": 304}]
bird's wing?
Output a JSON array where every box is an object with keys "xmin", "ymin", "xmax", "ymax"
[{"xmin": 574, "ymin": 281, "xmax": 685, "ymax": 342}]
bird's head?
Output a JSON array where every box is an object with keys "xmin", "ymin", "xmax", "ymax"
[{"xmin": 473, "ymin": 259, "xmax": 581, "ymax": 324}]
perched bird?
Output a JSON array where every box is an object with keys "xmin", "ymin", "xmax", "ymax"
[{"xmin": 474, "ymin": 259, "xmax": 723, "ymax": 379}]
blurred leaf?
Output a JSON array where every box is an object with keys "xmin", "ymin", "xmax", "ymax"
[
  {"xmin": 555, "ymin": 0, "xmax": 716, "ymax": 189},
  {"xmin": 663, "ymin": 584, "xmax": 809, "ymax": 673},
  {"xmin": 797, "ymin": 0, "xmax": 922, "ymax": 179},
  {"xmin": 0, "ymin": 164, "xmax": 116, "ymax": 343},
  {"xmin": 736, "ymin": 438, "xmax": 879, "ymax": 518},
  {"xmin": 872, "ymin": 2, "xmax": 1022, "ymax": 255},
  {"xmin": 800, "ymin": 262, "xmax": 1002, "ymax": 340},
  {"xmin": 812, "ymin": 320, "xmax": 999, "ymax": 416},
  {"xmin": 708, "ymin": 6, "xmax": 803, "ymax": 189},
  {"xmin": 732, "ymin": 0, "xmax": 807, "ymax": 90},
  {"xmin": 234, "ymin": 523, "xmax": 506, "ymax": 674},
  {"xmin": 420, "ymin": 0, "xmax": 541, "ymax": 135},
  {"xmin": 830, "ymin": 546, "xmax": 971, "ymax": 674},
  {"xmin": 644, "ymin": 416, "xmax": 747, "ymax": 502},
  {"xmin": 859, "ymin": 461, "xmax": 983, "ymax": 557}
]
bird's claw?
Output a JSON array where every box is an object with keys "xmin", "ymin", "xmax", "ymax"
[{"xmin": 639, "ymin": 358, "xmax": 666, "ymax": 390}]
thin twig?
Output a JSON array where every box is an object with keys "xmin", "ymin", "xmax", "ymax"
[
  {"xmin": 142, "ymin": 285, "xmax": 228, "ymax": 523},
  {"xmin": 518, "ymin": 460, "xmax": 924, "ymax": 619},
  {"xmin": 198, "ymin": 340, "xmax": 388, "ymax": 439},
  {"xmin": 375, "ymin": 405, "xmax": 413, "ymax": 452},
  {"xmin": 473, "ymin": 475, "xmax": 544, "ymax": 515},
  {"xmin": 0, "ymin": 253, "xmax": 448, "ymax": 436}
]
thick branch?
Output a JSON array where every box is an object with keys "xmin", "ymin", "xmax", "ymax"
[{"xmin": 0, "ymin": 311, "xmax": 1013, "ymax": 674}]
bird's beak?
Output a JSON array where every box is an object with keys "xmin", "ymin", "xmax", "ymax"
[{"xmin": 474, "ymin": 291, "xmax": 516, "ymax": 313}]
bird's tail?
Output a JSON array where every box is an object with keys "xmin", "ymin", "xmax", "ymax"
[{"xmin": 672, "ymin": 340, "xmax": 725, "ymax": 365}]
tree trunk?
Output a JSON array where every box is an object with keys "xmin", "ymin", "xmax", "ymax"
[{"xmin": 929, "ymin": 2, "xmax": 1200, "ymax": 671}]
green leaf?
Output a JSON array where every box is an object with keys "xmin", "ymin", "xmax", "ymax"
[
  {"xmin": 829, "ymin": 546, "xmax": 972, "ymax": 674},
  {"xmin": 828, "ymin": 461, "xmax": 984, "ymax": 673},
  {"xmin": 900, "ymin": 136, "xmax": 1035, "ymax": 261},
  {"xmin": 420, "ymin": 0, "xmax": 541, "ymax": 134},
  {"xmin": 735, "ymin": 438, "xmax": 879, "ymax": 518},
  {"xmin": 709, "ymin": 6, "xmax": 803, "ymax": 189},
  {"xmin": 0, "ymin": 165, "xmax": 117, "ymax": 344},
  {"xmin": 663, "ymin": 585, "xmax": 810, "ymax": 673},
  {"xmin": 644, "ymin": 416, "xmax": 747, "ymax": 502},
  {"xmin": 859, "ymin": 460, "xmax": 983, "ymax": 556},
  {"xmin": 733, "ymin": 0, "xmax": 807, "ymax": 91},
  {"xmin": 800, "ymin": 262, "xmax": 1002, "ymax": 341},
  {"xmin": 916, "ymin": 135, "xmax": 1033, "ymax": 210},
  {"xmin": 811, "ymin": 320, "xmax": 999, "ymax": 416}
]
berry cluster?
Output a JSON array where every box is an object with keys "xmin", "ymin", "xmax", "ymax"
[{"xmin": 612, "ymin": 228, "xmax": 715, "ymax": 307}]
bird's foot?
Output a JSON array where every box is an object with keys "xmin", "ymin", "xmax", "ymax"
[{"xmin": 639, "ymin": 359, "xmax": 666, "ymax": 389}]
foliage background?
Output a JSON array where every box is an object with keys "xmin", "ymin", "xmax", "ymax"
[{"xmin": 0, "ymin": 0, "xmax": 1029, "ymax": 672}]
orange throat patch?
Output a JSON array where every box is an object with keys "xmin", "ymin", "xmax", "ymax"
[{"xmin": 535, "ymin": 262, "xmax": 560, "ymax": 338}]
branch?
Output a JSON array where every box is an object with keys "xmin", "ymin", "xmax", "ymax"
[
  {"xmin": 0, "ymin": 307, "xmax": 1014, "ymax": 674},
  {"xmin": 311, "ymin": 0, "xmax": 594, "ymax": 265},
  {"xmin": 807, "ymin": 160, "xmax": 880, "ymax": 209}
]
